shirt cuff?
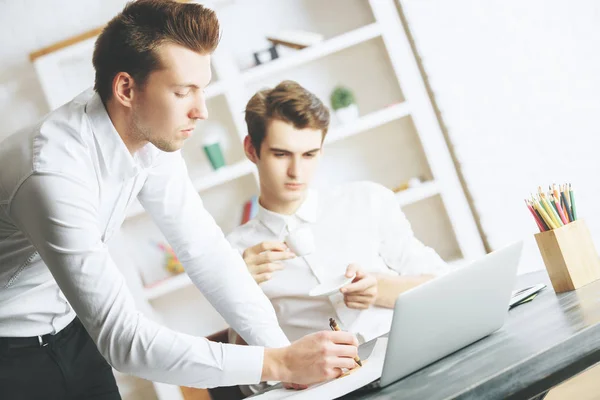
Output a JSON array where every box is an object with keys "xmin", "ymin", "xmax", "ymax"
[{"xmin": 220, "ymin": 343, "xmax": 265, "ymax": 386}]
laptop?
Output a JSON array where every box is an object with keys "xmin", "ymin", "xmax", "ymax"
[{"xmin": 359, "ymin": 241, "xmax": 524, "ymax": 390}]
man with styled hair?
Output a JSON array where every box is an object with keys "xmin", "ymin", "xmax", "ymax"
[
  {"xmin": 228, "ymin": 80, "xmax": 448, "ymax": 347},
  {"xmin": 0, "ymin": 2, "xmax": 357, "ymax": 398}
]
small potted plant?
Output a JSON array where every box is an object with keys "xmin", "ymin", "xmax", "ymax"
[{"xmin": 330, "ymin": 85, "xmax": 359, "ymax": 124}]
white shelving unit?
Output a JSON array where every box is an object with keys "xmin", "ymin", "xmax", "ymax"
[
  {"xmin": 326, "ymin": 102, "xmax": 411, "ymax": 145},
  {"xmin": 129, "ymin": 1, "xmax": 486, "ymax": 397},
  {"xmin": 125, "ymin": 159, "xmax": 255, "ymax": 219},
  {"xmin": 31, "ymin": 1, "xmax": 486, "ymax": 399},
  {"xmin": 395, "ymin": 181, "xmax": 440, "ymax": 207},
  {"xmin": 204, "ymin": 79, "xmax": 226, "ymax": 99}
]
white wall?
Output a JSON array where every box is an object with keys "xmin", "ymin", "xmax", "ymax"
[
  {"xmin": 400, "ymin": 0, "xmax": 600, "ymax": 272},
  {"xmin": 0, "ymin": 0, "xmax": 135, "ymax": 141}
]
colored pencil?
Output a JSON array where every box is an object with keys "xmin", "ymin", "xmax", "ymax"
[
  {"xmin": 540, "ymin": 193, "xmax": 562, "ymax": 227},
  {"xmin": 526, "ymin": 183, "xmax": 578, "ymax": 231},
  {"xmin": 569, "ymin": 184, "xmax": 577, "ymax": 220},
  {"xmin": 560, "ymin": 190, "xmax": 573, "ymax": 222},
  {"xmin": 533, "ymin": 197, "xmax": 558, "ymax": 230},
  {"xmin": 525, "ymin": 200, "xmax": 545, "ymax": 232},
  {"xmin": 550, "ymin": 193, "xmax": 568, "ymax": 225}
]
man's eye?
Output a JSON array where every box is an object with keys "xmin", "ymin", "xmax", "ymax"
[
  {"xmin": 304, "ymin": 153, "xmax": 316, "ymax": 158},
  {"xmin": 175, "ymin": 92, "xmax": 190, "ymax": 98},
  {"xmin": 274, "ymin": 153, "xmax": 286, "ymax": 157}
]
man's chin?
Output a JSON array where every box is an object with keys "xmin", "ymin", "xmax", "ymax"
[
  {"xmin": 281, "ymin": 190, "xmax": 305, "ymax": 202},
  {"xmin": 152, "ymin": 140, "xmax": 183, "ymax": 153}
]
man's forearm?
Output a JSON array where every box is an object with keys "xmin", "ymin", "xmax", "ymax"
[{"xmin": 374, "ymin": 274, "xmax": 434, "ymax": 309}]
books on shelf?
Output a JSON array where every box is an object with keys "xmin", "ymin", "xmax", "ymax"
[
  {"xmin": 267, "ymin": 30, "xmax": 324, "ymax": 50},
  {"xmin": 241, "ymin": 195, "xmax": 259, "ymax": 225}
]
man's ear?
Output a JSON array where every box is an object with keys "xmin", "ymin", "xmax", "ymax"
[
  {"xmin": 244, "ymin": 135, "xmax": 259, "ymax": 163},
  {"xmin": 112, "ymin": 72, "xmax": 136, "ymax": 108}
]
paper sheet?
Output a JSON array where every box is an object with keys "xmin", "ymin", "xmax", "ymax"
[{"xmin": 251, "ymin": 337, "xmax": 388, "ymax": 399}]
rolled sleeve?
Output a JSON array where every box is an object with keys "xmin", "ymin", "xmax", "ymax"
[{"xmin": 378, "ymin": 186, "xmax": 449, "ymax": 276}]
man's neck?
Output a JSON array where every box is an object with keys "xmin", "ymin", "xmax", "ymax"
[
  {"xmin": 259, "ymin": 193, "xmax": 306, "ymax": 216},
  {"xmin": 105, "ymin": 99, "xmax": 146, "ymax": 155}
]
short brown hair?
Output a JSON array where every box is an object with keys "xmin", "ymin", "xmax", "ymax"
[
  {"xmin": 245, "ymin": 81, "xmax": 330, "ymax": 156},
  {"xmin": 93, "ymin": 0, "xmax": 220, "ymax": 103}
]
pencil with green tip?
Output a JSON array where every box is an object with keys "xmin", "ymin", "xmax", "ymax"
[{"xmin": 569, "ymin": 184, "xmax": 577, "ymax": 220}]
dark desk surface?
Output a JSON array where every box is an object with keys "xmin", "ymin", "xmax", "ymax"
[{"xmin": 343, "ymin": 270, "xmax": 600, "ymax": 400}]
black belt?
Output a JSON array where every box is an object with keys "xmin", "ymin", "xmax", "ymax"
[{"xmin": 0, "ymin": 317, "xmax": 80, "ymax": 350}]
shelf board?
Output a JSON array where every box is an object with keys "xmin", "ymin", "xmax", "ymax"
[
  {"xmin": 395, "ymin": 181, "xmax": 440, "ymax": 208},
  {"xmin": 125, "ymin": 160, "xmax": 255, "ymax": 220},
  {"xmin": 190, "ymin": 159, "xmax": 255, "ymax": 192},
  {"xmin": 205, "ymin": 80, "xmax": 226, "ymax": 99},
  {"xmin": 325, "ymin": 102, "xmax": 411, "ymax": 145},
  {"xmin": 144, "ymin": 273, "xmax": 193, "ymax": 301},
  {"xmin": 241, "ymin": 23, "xmax": 381, "ymax": 83}
]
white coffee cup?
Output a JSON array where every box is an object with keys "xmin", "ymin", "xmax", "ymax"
[{"xmin": 284, "ymin": 225, "xmax": 315, "ymax": 256}]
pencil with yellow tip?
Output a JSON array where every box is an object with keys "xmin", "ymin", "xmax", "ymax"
[
  {"xmin": 533, "ymin": 197, "xmax": 558, "ymax": 230},
  {"xmin": 539, "ymin": 193, "xmax": 562, "ymax": 228}
]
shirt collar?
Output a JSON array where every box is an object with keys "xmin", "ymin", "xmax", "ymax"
[
  {"xmin": 85, "ymin": 92, "xmax": 151, "ymax": 181},
  {"xmin": 256, "ymin": 189, "xmax": 319, "ymax": 236},
  {"xmin": 296, "ymin": 188, "xmax": 318, "ymax": 224}
]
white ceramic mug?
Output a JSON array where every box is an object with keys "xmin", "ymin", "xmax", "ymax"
[{"xmin": 284, "ymin": 225, "xmax": 315, "ymax": 256}]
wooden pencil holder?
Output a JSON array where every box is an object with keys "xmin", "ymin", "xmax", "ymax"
[{"xmin": 534, "ymin": 219, "xmax": 600, "ymax": 293}]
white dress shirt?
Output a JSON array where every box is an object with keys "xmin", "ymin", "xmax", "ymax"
[
  {"xmin": 227, "ymin": 182, "xmax": 448, "ymax": 343},
  {"xmin": 0, "ymin": 89, "xmax": 289, "ymax": 388}
]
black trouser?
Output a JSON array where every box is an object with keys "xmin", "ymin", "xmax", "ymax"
[{"xmin": 0, "ymin": 318, "xmax": 121, "ymax": 400}]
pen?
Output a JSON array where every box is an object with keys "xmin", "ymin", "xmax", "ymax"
[{"xmin": 329, "ymin": 317, "xmax": 362, "ymax": 367}]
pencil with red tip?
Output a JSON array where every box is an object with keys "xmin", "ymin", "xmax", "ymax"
[{"xmin": 525, "ymin": 200, "xmax": 545, "ymax": 232}]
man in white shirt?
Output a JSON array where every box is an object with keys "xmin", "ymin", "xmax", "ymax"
[
  {"xmin": 227, "ymin": 80, "xmax": 448, "ymax": 345},
  {"xmin": 0, "ymin": 2, "xmax": 358, "ymax": 398}
]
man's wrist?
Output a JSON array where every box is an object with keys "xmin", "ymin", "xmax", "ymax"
[
  {"xmin": 262, "ymin": 347, "xmax": 288, "ymax": 382},
  {"xmin": 374, "ymin": 274, "xmax": 402, "ymax": 308}
]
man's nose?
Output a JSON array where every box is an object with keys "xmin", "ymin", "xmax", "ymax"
[{"xmin": 189, "ymin": 97, "xmax": 208, "ymax": 120}]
